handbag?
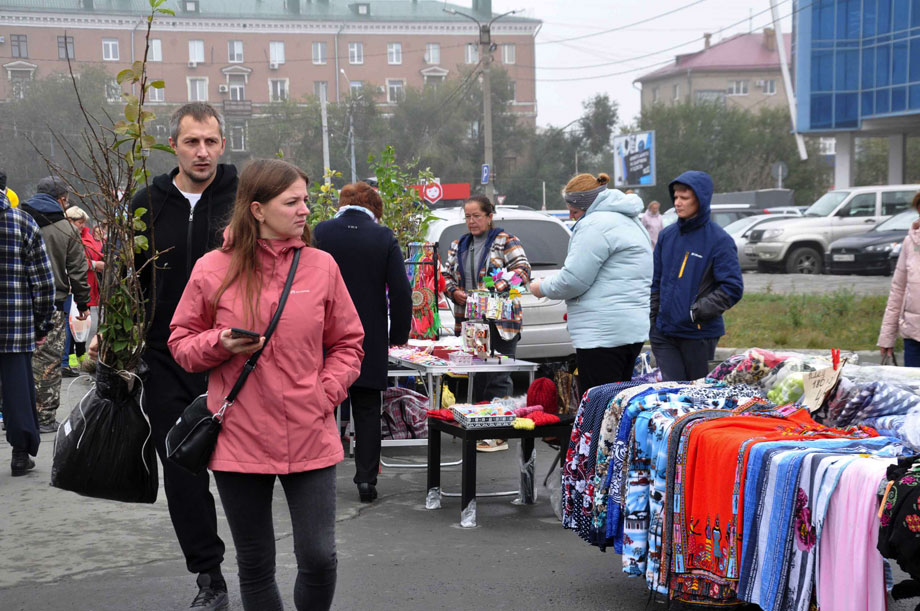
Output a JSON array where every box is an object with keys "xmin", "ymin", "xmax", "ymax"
[{"xmin": 165, "ymin": 249, "xmax": 301, "ymax": 474}]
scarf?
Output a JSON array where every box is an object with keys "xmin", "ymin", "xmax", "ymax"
[{"xmin": 334, "ymin": 205, "xmax": 377, "ymax": 221}]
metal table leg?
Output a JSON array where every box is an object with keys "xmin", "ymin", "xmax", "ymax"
[
  {"xmin": 426, "ymin": 424, "xmax": 441, "ymax": 509},
  {"xmin": 460, "ymin": 438, "xmax": 477, "ymax": 527}
]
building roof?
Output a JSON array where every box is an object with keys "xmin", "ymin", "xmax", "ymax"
[
  {"xmin": 0, "ymin": 0, "xmax": 539, "ymax": 23},
  {"xmin": 636, "ymin": 31, "xmax": 791, "ymax": 82}
]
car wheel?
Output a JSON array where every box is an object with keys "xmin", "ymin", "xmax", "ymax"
[{"xmin": 785, "ymin": 247, "xmax": 823, "ymax": 275}]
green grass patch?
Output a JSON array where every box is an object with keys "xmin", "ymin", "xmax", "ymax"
[{"xmin": 722, "ymin": 292, "xmax": 901, "ymax": 351}]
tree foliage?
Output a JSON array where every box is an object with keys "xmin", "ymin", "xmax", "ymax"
[{"xmin": 635, "ymin": 103, "xmax": 832, "ymax": 208}]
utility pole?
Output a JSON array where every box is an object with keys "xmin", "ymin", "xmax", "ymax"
[
  {"xmin": 444, "ymin": 7, "xmax": 519, "ymax": 202},
  {"xmin": 341, "ymin": 69, "xmax": 357, "ymax": 183},
  {"xmin": 320, "ymin": 90, "xmax": 331, "ymax": 185}
]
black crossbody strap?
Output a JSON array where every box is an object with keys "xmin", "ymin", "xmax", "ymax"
[{"xmin": 223, "ymin": 248, "xmax": 301, "ymax": 404}]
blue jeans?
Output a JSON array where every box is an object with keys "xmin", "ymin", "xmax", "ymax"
[
  {"xmin": 61, "ymin": 295, "xmax": 73, "ymax": 367},
  {"xmin": 904, "ymin": 338, "xmax": 920, "ymax": 368}
]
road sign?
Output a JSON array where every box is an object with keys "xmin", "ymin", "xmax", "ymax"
[
  {"xmin": 771, "ymin": 161, "xmax": 788, "ymax": 180},
  {"xmin": 421, "ymin": 182, "xmax": 443, "ymax": 204},
  {"xmin": 496, "ymin": 195, "xmax": 506, "ymax": 204},
  {"xmin": 481, "ymin": 164, "xmax": 490, "ymax": 185}
]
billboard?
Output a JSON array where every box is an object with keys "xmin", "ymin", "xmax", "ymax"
[{"xmin": 613, "ymin": 130, "xmax": 656, "ymax": 189}]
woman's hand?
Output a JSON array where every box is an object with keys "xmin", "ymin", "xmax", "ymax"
[
  {"xmin": 219, "ymin": 329, "xmax": 265, "ymax": 355},
  {"xmin": 880, "ymin": 346, "xmax": 895, "ymax": 359},
  {"xmin": 453, "ymin": 288, "xmax": 468, "ymax": 306},
  {"xmin": 529, "ymin": 279, "xmax": 544, "ymax": 298},
  {"xmin": 93, "ymin": 260, "xmax": 105, "ymax": 272}
]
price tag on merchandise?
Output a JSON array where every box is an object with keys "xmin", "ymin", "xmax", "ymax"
[{"xmin": 802, "ymin": 358, "xmax": 847, "ymax": 413}]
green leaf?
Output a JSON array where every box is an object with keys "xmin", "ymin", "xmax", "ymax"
[
  {"xmin": 113, "ymin": 121, "xmax": 130, "ymax": 135},
  {"xmin": 123, "ymin": 94, "xmax": 139, "ymax": 106},
  {"xmin": 133, "ymin": 219, "xmax": 147, "ymax": 232},
  {"xmin": 151, "ymin": 143, "xmax": 176, "ymax": 155},
  {"xmin": 125, "ymin": 150, "xmax": 134, "ymax": 166},
  {"xmin": 139, "ymin": 110, "xmax": 156, "ymax": 122},
  {"xmin": 141, "ymin": 134, "xmax": 156, "ymax": 148},
  {"xmin": 149, "ymin": 80, "xmax": 165, "ymax": 89},
  {"xmin": 124, "ymin": 103, "xmax": 139, "ymax": 122},
  {"xmin": 157, "ymin": 7, "xmax": 175, "ymax": 15},
  {"xmin": 132, "ymin": 61, "xmax": 144, "ymax": 79},
  {"xmin": 113, "ymin": 340, "xmax": 128, "ymax": 353},
  {"xmin": 134, "ymin": 207, "xmax": 147, "ymax": 218},
  {"xmin": 116, "ymin": 69, "xmax": 136, "ymax": 85}
]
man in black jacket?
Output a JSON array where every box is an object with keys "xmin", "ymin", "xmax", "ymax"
[
  {"xmin": 134, "ymin": 102, "xmax": 237, "ymax": 610},
  {"xmin": 314, "ymin": 182, "xmax": 412, "ymax": 503}
]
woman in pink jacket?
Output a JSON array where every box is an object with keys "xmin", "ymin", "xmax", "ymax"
[
  {"xmin": 879, "ymin": 192, "xmax": 920, "ymax": 366},
  {"xmin": 169, "ymin": 159, "xmax": 365, "ymax": 611}
]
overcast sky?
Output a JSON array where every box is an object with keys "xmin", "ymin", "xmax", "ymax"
[{"xmin": 489, "ymin": 0, "xmax": 795, "ymax": 129}]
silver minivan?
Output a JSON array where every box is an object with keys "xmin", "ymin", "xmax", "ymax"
[{"xmin": 748, "ymin": 184, "xmax": 920, "ymax": 274}]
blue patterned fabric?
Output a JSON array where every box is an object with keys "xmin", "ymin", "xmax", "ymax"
[
  {"xmin": 834, "ymin": 381, "xmax": 920, "ymax": 427},
  {"xmin": 0, "ymin": 192, "xmax": 55, "ymax": 352}
]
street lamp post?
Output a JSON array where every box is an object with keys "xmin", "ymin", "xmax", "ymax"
[
  {"xmin": 340, "ymin": 68, "xmax": 358, "ymax": 184},
  {"xmin": 444, "ymin": 7, "xmax": 519, "ymax": 201}
]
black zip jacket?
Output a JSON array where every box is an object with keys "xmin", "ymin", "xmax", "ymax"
[{"xmin": 132, "ymin": 164, "xmax": 238, "ymax": 349}]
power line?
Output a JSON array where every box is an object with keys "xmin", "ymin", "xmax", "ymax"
[{"xmin": 534, "ymin": 0, "xmax": 710, "ymax": 46}]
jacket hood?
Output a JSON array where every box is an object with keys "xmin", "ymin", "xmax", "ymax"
[
  {"xmin": 22, "ymin": 193, "xmax": 66, "ymax": 227},
  {"xmin": 909, "ymin": 222, "xmax": 920, "ymax": 247},
  {"xmin": 221, "ymin": 224, "xmax": 306, "ymax": 254},
  {"xmin": 669, "ymin": 170, "xmax": 713, "ymax": 233},
  {"xmin": 586, "ymin": 188, "xmax": 643, "ymax": 218}
]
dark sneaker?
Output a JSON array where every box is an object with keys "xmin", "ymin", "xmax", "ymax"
[
  {"xmin": 357, "ymin": 482, "xmax": 378, "ymax": 503},
  {"xmin": 11, "ymin": 449, "xmax": 35, "ymax": 476},
  {"xmin": 39, "ymin": 421, "xmax": 60, "ymax": 434},
  {"xmin": 191, "ymin": 573, "xmax": 229, "ymax": 610},
  {"xmin": 61, "ymin": 366, "xmax": 80, "ymax": 378}
]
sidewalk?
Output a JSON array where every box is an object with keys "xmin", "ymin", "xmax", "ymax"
[{"xmin": 0, "ymin": 375, "xmax": 913, "ymax": 610}]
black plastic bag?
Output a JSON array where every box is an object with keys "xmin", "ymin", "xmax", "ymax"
[{"xmin": 51, "ymin": 360, "xmax": 158, "ymax": 503}]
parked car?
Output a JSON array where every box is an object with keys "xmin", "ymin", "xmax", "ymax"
[
  {"xmin": 661, "ymin": 202, "xmax": 802, "ymax": 229},
  {"xmin": 427, "ymin": 206, "xmax": 574, "ymax": 360},
  {"xmin": 748, "ymin": 184, "xmax": 920, "ymax": 274},
  {"xmin": 825, "ymin": 209, "xmax": 918, "ymax": 275},
  {"xmin": 725, "ymin": 214, "xmax": 791, "ymax": 270}
]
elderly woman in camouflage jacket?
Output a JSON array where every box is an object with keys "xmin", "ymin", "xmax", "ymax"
[{"xmin": 442, "ymin": 195, "xmax": 531, "ymax": 450}]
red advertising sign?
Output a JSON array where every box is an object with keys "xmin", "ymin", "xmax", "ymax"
[{"xmin": 412, "ymin": 182, "xmax": 471, "ymax": 204}]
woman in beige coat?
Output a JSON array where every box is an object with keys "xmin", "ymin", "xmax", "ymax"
[{"xmin": 879, "ymin": 192, "xmax": 920, "ymax": 367}]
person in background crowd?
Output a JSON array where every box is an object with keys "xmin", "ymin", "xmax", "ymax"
[
  {"xmin": 878, "ymin": 192, "xmax": 920, "ymax": 366},
  {"xmin": 0, "ymin": 170, "xmax": 20, "ymax": 208},
  {"xmin": 529, "ymin": 172, "xmax": 652, "ymax": 395},
  {"xmin": 0, "ymin": 188, "xmax": 55, "ymax": 475},
  {"xmin": 169, "ymin": 159, "xmax": 364, "ymax": 611},
  {"xmin": 640, "ymin": 200, "xmax": 664, "ymax": 249},
  {"xmin": 650, "ymin": 171, "xmax": 743, "ymax": 382},
  {"xmin": 314, "ymin": 181, "xmax": 412, "ymax": 503},
  {"xmin": 124, "ymin": 102, "xmax": 237, "ymax": 609},
  {"xmin": 443, "ymin": 194, "xmax": 531, "ymax": 453},
  {"xmin": 19, "ymin": 176, "xmax": 90, "ymax": 433},
  {"xmin": 64, "ymin": 206, "xmax": 104, "ymax": 362}
]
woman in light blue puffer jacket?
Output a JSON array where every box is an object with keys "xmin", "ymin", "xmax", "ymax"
[{"xmin": 530, "ymin": 172, "xmax": 652, "ymax": 394}]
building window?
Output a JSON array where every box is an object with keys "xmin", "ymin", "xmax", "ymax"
[
  {"xmin": 387, "ymin": 42, "xmax": 402, "ymax": 65},
  {"xmin": 349, "ymin": 42, "xmax": 364, "ymax": 65},
  {"xmin": 818, "ymin": 138, "xmax": 836, "ymax": 156},
  {"xmin": 154, "ymin": 124, "xmax": 168, "ymax": 139},
  {"xmin": 312, "ymin": 42, "xmax": 327, "ymax": 65},
  {"xmin": 349, "ymin": 81, "xmax": 363, "ymax": 96},
  {"xmin": 189, "ymin": 40, "xmax": 205, "ymax": 64},
  {"xmin": 187, "ymin": 77, "xmax": 208, "ymax": 101},
  {"xmin": 106, "ymin": 79, "xmax": 122, "ymax": 103},
  {"xmin": 425, "ymin": 43, "xmax": 440, "ymax": 65},
  {"xmin": 228, "ymin": 74, "xmax": 246, "ymax": 101},
  {"xmin": 651, "ymin": 86, "xmax": 659, "ymax": 103},
  {"xmin": 696, "ymin": 90, "xmax": 727, "ymax": 104},
  {"xmin": 269, "ymin": 41, "xmax": 285, "ymax": 66},
  {"xmin": 9, "ymin": 69, "xmax": 33, "ymax": 99},
  {"xmin": 313, "ymin": 81, "xmax": 328, "ymax": 101},
  {"xmin": 509, "ymin": 80, "xmax": 516, "ymax": 101},
  {"xmin": 148, "ymin": 85, "xmax": 165, "ymax": 102},
  {"xmin": 58, "ymin": 36, "xmax": 75, "ymax": 60},
  {"xmin": 102, "ymin": 38, "xmax": 120, "ymax": 61},
  {"xmin": 502, "ymin": 43, "xmax": 516, "ymax": 65},
  {"xmin": 11, "ymin": 34, "xmax": 28, "ymax": 59},
  {"xmin": 269, "ymin": 79, "xmax": 288, "ymax": 102},
  {"xmin": 728, "ymin": 80, "xmax": 748, "ymax": 96},
  {"xmin": 185, "ymin": 0, "xmax": 199, "ymax": 12},
  {"xmin": 149, "ymin": 39, "xmax": 162, "ymax": 62},
  {"xmin": 465, "ymin": 43, "xmax": 479, "ymax": 64},
  {"xmin": 763, "ymin": 79, "xmax": 776, "ymax": 95},
  {"xmin": 673, "ymin": 83, "xmax": 680, "ymax": 101},
  {"xmin": 229, "ymin": 124, "xmax": 246, "ymax": 152},
  {"xmin": 228, "ymin": 40, "xmax": 243, "ymax": 63},
  {"xmin": 386, "ymin": 79, "xmax": 405, "ymax": 103}
]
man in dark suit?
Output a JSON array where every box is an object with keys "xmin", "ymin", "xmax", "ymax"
[{"xmin": 313, "ymin": 182, "xmax": 412, "ymax": 502}]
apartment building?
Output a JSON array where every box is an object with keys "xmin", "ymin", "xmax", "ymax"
[
  {"xmin": 0, "ymin": 0, "xmax": 539, "ymax": 151},
  {"xmin": 635, "ymin": 29, "xmax": 792, "ymax": 112}
]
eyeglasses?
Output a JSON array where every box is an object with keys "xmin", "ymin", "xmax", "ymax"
[{"xmin": 464, "ymin": 214, "xmax": 487, "ymax": 221}]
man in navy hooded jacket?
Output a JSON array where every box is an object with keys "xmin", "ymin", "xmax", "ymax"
[{"xmin": 650, "ymin": 171, "xmax": 743, "ymax": 381}]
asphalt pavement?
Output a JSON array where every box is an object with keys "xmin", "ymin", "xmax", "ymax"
[{"xmin": 742, "ymin": 271, "xmax": 892, "ymax": 296}]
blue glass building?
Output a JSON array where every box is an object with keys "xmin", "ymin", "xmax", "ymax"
[{"xmin": 795, "ymin": 0, "xmax": 920, "ymax": 185}]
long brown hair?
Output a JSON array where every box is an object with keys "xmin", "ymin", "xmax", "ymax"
[{"xmin": 212, "ymin": 159, "xmax": 310, "ymax": 327}]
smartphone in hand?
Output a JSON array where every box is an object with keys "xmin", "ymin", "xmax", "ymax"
[{"xmin": 229, "ymin": 328, "xmax": 261, "ymax": 342}]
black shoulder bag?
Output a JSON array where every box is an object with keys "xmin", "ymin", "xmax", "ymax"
[{"xmin": 165, "ymin": 248, "xmax": 301, "ymax": 474}]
